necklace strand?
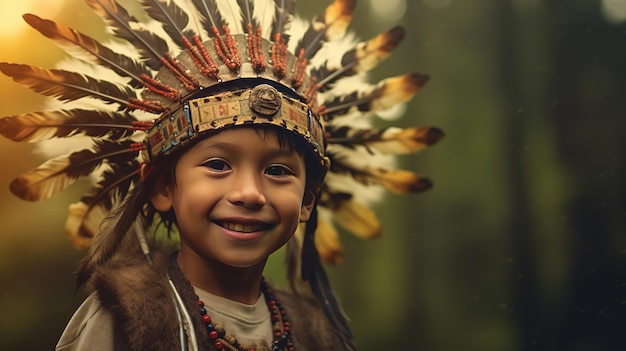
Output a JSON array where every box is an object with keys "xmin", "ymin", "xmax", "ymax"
[{"xmin": 198, "ymin": 278, "xmax": 295, "ymax": 351}]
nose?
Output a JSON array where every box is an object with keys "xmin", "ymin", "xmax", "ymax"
[{"xmin": 227, "ymin": 170, "xmax": 266, "ymax": 208}]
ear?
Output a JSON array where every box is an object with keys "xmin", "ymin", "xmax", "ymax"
[
  {"xmin": 149, "ymin": 175, "xmax": 174, "ymax": 212},
  {"xmin": 299, "ymin": 190, "xmax": 317, "ymax": 222}
]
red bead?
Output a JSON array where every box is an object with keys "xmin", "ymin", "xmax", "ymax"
[
  {"xmin": 214, "ymin": 340, "xmax": 223, "ymax": 349},
  {"xmin": 202, "ymin": 314, "xmax": 211, "ymax": 324},
  {"xmin": 249, "ymin": 348, "xmax": 255, "ymax": 351},
  {"xmin": 274, "ymin": 331, "xmax": 281, "ymax": 338},
  {"xmin": 209, "ymin": 330, "xmax": 219, "ymax": 339},
  {"xmin": 198, "ymin": 300, "xmax": 205, "ymax": 307}
]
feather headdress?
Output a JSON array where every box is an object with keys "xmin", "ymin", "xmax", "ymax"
[{"xmin": 0, "ymin": 0, "xmax": 443, "ymax": 349}]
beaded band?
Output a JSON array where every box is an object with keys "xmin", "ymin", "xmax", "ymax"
[{"xmin": 144, "ymin": 83, "xmax": 326, "ymax": 163}]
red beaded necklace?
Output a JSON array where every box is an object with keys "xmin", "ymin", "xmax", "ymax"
[{"xmin": 198, "ymin": 278, "xmax": 295, "ymax": 351}]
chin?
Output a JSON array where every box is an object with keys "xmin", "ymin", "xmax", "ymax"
[{"xmin": 220, "ymin": 253, "xmax": 268, "ymax": 269}]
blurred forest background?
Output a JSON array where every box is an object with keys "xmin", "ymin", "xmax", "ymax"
[{"xmin": 1, "ymin": 0, "xmax": 625, "ymax": 350}]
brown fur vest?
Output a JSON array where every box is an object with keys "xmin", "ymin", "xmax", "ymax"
[{"xmin": 85, "ymin": 248, "xmax": 343, "ymax": 351}]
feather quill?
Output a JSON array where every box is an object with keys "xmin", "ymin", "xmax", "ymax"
[
  {"xmin": 0, "ymin": 63, "xmax": 137, "ymax": 108},
  {"xmin": 270, "ymin": 0, "xmax": 295, "ymax": 42},
  {"xmin": 86, "ymin": 159, "xmax": 140, "ymax": 211},
  {"xmin": 329, "ymin": 125, "xmax": 444, "ymax": 155},
  {"xmin": 0, "ymin": 109, "xmax": 137, "ymax": 142},
  {"xmin": 236, "ymin": 0, "xmax": 257, "ymax": 29},
  {"xmin": 139, "ymin": 0, "xmax": 194, "ymax": 49},
  {"xmin": 320, "ymin": 72, "xmax": 429, "ymax": 119},
  {"xmin": 191, "ymin": 0, "xmax": 226, "ymax": 36},
  {"xmin": 23, "ymin": 13, "xmax": 151, "ymax": 88},
  {"xmin": 295, "ymin": 0, "xmax": 356, "ymax": 60},
  {"xmin": 9, "ymin": 140, "xmax": 137, "ymax": 201},
  {"xmin": 84, "ymin": 0, "xmax": 170, "ymax": 70}
]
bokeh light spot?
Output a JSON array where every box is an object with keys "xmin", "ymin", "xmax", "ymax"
[
  {"xmin": 602, "ymin": 0, "xmax": 626, "ymax": 23},
  {"xmin": 369, "ymin": 0, "xmax": 407, "ymax": 22}
]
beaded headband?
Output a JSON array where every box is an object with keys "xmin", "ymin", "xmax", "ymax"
[
  {"xmin": 145, "ymin": 82, "xmax": 326, "ymax": 164},
  {"xmin": 0, "ymin": 1, "xmax": 443, "ymax": 349}
]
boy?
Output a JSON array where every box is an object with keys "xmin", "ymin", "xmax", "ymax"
[
  {"xmin": 57, "ymin": 118, "xmax": 337, "ymax": 350},
  {"xmin": 0, "ymin": 0, "xmax": 442, "ymax": 350}
]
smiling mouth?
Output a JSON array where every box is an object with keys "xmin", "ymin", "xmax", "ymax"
[{"xmin": 216, "ymin": 221, "xmax": 272, "ymax": 233}]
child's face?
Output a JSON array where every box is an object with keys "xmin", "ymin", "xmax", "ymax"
[{"xmin": 151, "ymin": 127, "xmax": 314, "ymax": 268}]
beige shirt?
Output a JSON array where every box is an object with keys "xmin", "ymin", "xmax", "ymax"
[
  {"xmin": 195, "ymin": 286, "xmax": 272, "ymax": 346},
  {"xmin": 55, "ymin": 293, "xmax": 120, "ymax": 351},
  {"xmin": 56, "ymin": 288, "xmax": 272, "ymax": 350}
]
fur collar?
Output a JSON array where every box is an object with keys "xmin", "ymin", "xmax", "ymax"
[{"xmin": 85, "ymin": 246, "xmax": 344, "ymax": 350}]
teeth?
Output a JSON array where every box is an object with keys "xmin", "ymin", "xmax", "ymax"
[{"xmin": 223, "ymin": 222, "xmax": 261, "ymax": 233}]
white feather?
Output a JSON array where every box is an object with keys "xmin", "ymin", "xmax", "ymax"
[
  {"xmin": 174, "ymin": 0, "xmax": 208, "ymax": 38},
  {"xmin": 217, "ymin": 0, "xmax": 244, "ymax": 34},
  {"xmin": 256, "ymin": 0, "xmax": 276, "ymax": 39},
  {"xmin": 325, "ymin": 172, "xmax": 385, "ymax": 205}
]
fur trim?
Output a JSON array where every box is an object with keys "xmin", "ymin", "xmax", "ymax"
[
  {"xmin": 88, "ymin": 249, "xmax": 182, "ymax": 351},
  {"xmin": 86, "ymin": 246, "xmax": 344, "ymax": 351}
]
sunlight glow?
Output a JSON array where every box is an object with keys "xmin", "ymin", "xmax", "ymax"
[{"xmin": 0, "ymin": 1, "xmax": 64, "ymax": 39}]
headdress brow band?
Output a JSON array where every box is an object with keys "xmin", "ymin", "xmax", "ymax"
[{"xmin": 145, "ymin": 84, "xmax": 325, "ymax": 163}]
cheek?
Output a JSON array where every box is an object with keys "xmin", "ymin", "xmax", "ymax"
[
  {"xmin": 171, "ymin": 174, "xmax": 214, "ymax": 212},
  {"xmin": 279, "ymin": 191, "xmax": 307, "ymax": 219}
]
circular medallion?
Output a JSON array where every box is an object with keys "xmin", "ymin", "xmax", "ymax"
[{"xmin": 249, "ymin": 84, "xmax": 282, "ymax": 116}]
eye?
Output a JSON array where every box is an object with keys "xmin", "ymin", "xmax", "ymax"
[
  {"xmin": 203, "ymin": 159, "xmax": 231, "ymax": 172},
  {"xmin": 265, "ymin": 164, "xmax": 293, "ymax": 177}
]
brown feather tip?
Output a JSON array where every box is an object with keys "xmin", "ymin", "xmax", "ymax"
[
  {"xmin": 324, "ymin": 0, "xmax": 357, "ymax": 39},
  {"xmin": 0, "ymin": 116, "xmax": 23, "ymax": 141},
  {"xmin": 398, "ymin": 72, "xmax": 430, "ymax": 92},
  {"xmin": 348, "ymin": 26, "xmax": 406, "ymax": 74},
  {"xmin": 373, "ymin": 127, "xmax": 444, "ymax": 154},
  {"xmin": 345, "ymin": 167, "xmax": 432, "ymax": 194},
  {"xmin": 362, "ymin": 25, "xmax": 405, "ymax": 56},
  {"xmin": 372, "ymin": 72, "xmax": 430, "ymax": 111},
  {"xmin": 402, "ymin": 126, "xmax": 445, "ymax": 147},
  {"xmin": 9, "ymin": 156, "xmax": 77, "ymax": 201},
  {"xmin": 424, "ymin": 127, "xmax": 445, "ymax": 145},
  {"xmin": 0, "ymin": 110, "xmax": 137, "ymax": 143},
  {"xmin": 9, "ymin": 176, "xmax": 35, "ymax": 201},
  {"xmin": 366, "ymin": 168, "xmax": 432, "ymax": 194}
]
